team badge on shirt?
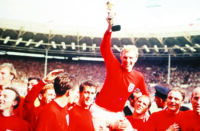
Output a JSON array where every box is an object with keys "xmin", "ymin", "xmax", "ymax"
[{"xmin": 128, "ymin": 83, "xmax": 135, "ymax": 92}]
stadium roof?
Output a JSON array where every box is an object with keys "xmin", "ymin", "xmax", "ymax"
[{"xmin": 0, "ymin": 0, "xmax": 200, "ymax": 58}]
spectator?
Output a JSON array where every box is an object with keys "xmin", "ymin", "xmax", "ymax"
[{"xmin": 0, "ymin": 87, "xmax": 31, "ymax": 131}]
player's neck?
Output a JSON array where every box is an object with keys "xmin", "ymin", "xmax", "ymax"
[
  {"xmin": 166, "ymin": 108, "xmax": 180, "ymax": 115},
  {"xmin": 132, "ymin": 112, "xmax": 145, "ymax": 119},
  {"xmin": 78, "ymin": 101, "xmax": 90, "ymax": 110},
  {"xmin": 55, "ymin": 96, "xmax": 69, "ymax": 108},
  {"xmin": 2, "ymin": 108, "xmax": 14, "ymax": 117}
]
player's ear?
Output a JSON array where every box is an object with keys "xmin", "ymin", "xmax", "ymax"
[
  {"xmin": 38, "ymin": 93, "xmax": 43, "ymax": 101},
  {"xmin": 13, "ymin": 100, "xmax": 18, "ymax": 108},
  {"xmin": 10, "ymin": 74, "xmax": 14, "ymax": 81}
]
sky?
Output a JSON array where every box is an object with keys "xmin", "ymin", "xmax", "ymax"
[{"xmin": 0, "ymin": 0, "xmax": 200, "ymax": 37}]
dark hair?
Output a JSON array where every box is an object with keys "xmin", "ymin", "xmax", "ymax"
[
  {"xmin": 129, "ymin": 94, "xmax": 134, "ymax": 100},
  {"xmin": 79, "ymin": 80, "xmax": 97, "ymax": 93},
  {"xmin": 28, "ymin": 77, "xmax": 40, "ymax": 82},
  {"xmin": 4, "ymin": 87, "xmax": 20, "ymax": 109},
  {"xmin": 54, "ymin": 73, "xmax": 77, "ymax": 96},
  {"xmin": 180, "ymin": 106, "xmax": 190, "ymax": 111}
]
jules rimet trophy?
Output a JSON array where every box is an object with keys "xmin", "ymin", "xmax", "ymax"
[{"xmin": 106, "ymin": 1, "xmax": 121, "ymax": 31}]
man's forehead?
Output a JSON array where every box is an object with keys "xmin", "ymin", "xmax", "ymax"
[
  {"xmin": 29, "ymin": 79, "xmax": 38, "ymax": 83},
  {"xmin": 84, "ymin": 85, "xmax": 96, "ymax": 91},
  {"xmin": 138, "ymin": 96, "xmax": 149, "ymax": 103},
  {"xmin": 121, "ymin": 51, "xmax": 136, "ymax": 57},
  {"xmin": 2, "ymin": 89, "xmax": 16, "ymax": 98},
  {"xmin": 0, "ymin": 67, "xmax": 10, "ymax": 72},
  {"xmin": 168, "ymin": 91, "xmax": 182, "ymax": 98},
  {"xmin": 45, "ymin": 88, "xmax": 55, "ymax": 94}
]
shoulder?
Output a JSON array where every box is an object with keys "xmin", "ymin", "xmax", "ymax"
[
  {"xmin": 126, "ymin": 115, "xmax": 132, "ymax": 119},
  {"xmin": 126, "ymin": 116, "xmax": 133, "ymax": 121},
  {"xmin": 148, "ymin": 110, "xmax": 166, "ymax": 126},
  {"xmin": 42, "ymin": 101, "xmax": 55, "ymax": 109},
  {"xmin": 69, "ymin": 105, "xmax": 80, "ymax": 112},
  {"xmin": 182, "ymin": 110, "xmax": 194, "ymax": 117},
  {"xmin": 39, "ymin": 101, "xmax": 58, "ymax": 116},
  {"xmin": 131, "ymin": 69, "xmax": 144, "ymax": 78},
  {"xmin": 19, "ymin": 118, "xmax": 32, "ymax": 128},
  {"xmin": 184, "ymin": 110, "xmax": 193, "ymax": 114},
  {"xmin": 3, "ymin": 116, "xmax": 31, "ymax": 130},
  {"xmin": 150, "ymin": 110, "xmax": 165, "ymax": 118}
]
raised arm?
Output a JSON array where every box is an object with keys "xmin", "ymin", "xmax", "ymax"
[
  {"xmin": 23, "ymin": 69, "xmax": 64, "ymax": 122},
  {"xmin": 24, "ymin": 69, "xmax": 64, "ymax": 105},
  {"xmin": 100, "ymin": 18, "xmax": 112, "ymax": 57}
]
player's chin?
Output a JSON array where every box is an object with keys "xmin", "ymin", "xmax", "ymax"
[
  {"xmin": 169, "ymin": 107, "xmax": 178, "ymax": 111},
  {"xmin": 135, "ymin": 109, "xmax": 143, "ymax": 114},
  {"xmin": 123, "ymin": 66, "xmax": 132, "ymax": 72},
  {"xmin": 86, "ymin": 101, "xmax": 92, "ymax": 106}
]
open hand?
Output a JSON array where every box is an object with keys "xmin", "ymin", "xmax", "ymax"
[{"xmin": 44, "ymin": 69, "xmax": 64, "ymax": 82}]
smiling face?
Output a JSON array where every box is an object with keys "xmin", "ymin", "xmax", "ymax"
[
  {"xmin": 120, "ymin": 46, "xmax": 138, "ymax": 72},
  {"xmin": 42, "ymin": 88, "xmax": 56, "ymax": 104},
  {"xmin": 134, "ymin": 95, "xmax": 150, "ymax": 115},
  {"xmin": 79, "ymin": 85, "xmax": 96, "ymax": 109},
  {"xmin": 191, "ymin": 87, "xmax": 200, "ymax": 116},
  {"xmin": 167, "ymin": 90, "xmax": 184, "ymax": 113},
  {"xmin": 0, "ymin": 89, "xmax": 17, "ymax": 111}
]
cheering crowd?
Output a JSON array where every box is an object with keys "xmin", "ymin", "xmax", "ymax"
[{"xmin": 0, "ymin": 17, "xmax": 200, "ymax": 131}]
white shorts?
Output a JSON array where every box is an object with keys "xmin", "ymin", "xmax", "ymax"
[{"xmin": 90, "ymin": 103, "xmax": 134, "ymax": 131}]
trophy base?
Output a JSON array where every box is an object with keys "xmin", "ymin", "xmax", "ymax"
[{"xmin": 112, "ymin": 25, "xmax": 121, "ymax": 32}]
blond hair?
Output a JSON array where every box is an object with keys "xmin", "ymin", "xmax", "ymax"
[
  {"xmin": 120, "ymin": 45, "xmax": 139, "ymax": 58},
  {"xmin": 40, "ymin": 84, "xmax": 54, "ymax": 95},
  {"xmin": 168, "ymin": 88, "xmax": 185, "ymax": 101},
  {"xmin": 0, "ymin": 63, "xmax": 17, "ymax": 79}
]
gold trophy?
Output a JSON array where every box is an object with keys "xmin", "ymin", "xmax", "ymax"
[{"xmin": 106, "ymin": 1, "xmax": 121, "ymax": 31}]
